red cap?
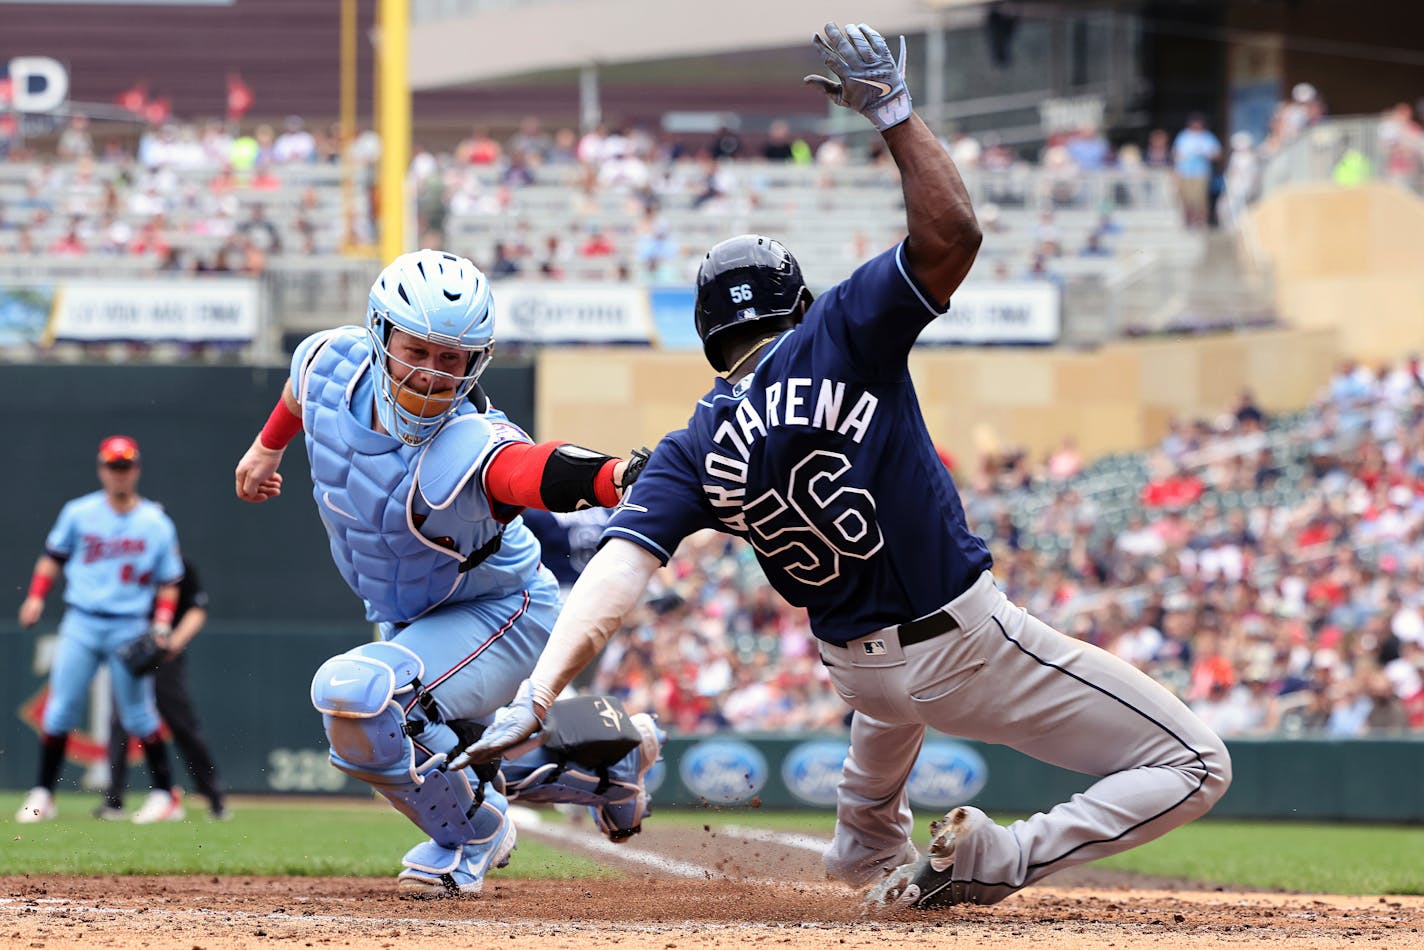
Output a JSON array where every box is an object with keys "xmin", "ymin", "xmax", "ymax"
[{"xmin": 97, "ymin": 435, "xmax": 141, "ymax": 465}]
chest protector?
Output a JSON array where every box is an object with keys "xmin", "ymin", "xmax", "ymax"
[{"xmin": 298, "ymin": 330, "xmax": 538, "ymax": 622}]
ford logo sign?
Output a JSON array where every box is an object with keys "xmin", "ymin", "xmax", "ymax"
[
  {"xmin": 906, "ymin": 742, "xmax": 988, "ymax": 809},
  {"xmin": 679, "ymin": 740, "xmax": 768, "ymax": 804},
  {"xmin": 781, "ymin": 740, "xmax": 849, "ymax": 807}
]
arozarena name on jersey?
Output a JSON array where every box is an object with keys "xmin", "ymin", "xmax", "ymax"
[
  {"xmin": 702, "ymin": 378, "xmax": 879, "ymax": 515},
  {"xmin": 80, "ymin": 534, "xmax": 146, "ymax": 564}
]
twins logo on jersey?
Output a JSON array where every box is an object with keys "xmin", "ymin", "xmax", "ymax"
[{"xmin": 80, "ymin": 535, "xmax": 146, "ymax": 563}]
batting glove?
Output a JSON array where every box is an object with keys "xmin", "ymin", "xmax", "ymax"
[
  {"xmin": 804, "ymin": 22, "xmax": 912, "ymax": 133},
  {"xmin": 448, "ymin": 678, "xmax": 544, "ymax": 770}
]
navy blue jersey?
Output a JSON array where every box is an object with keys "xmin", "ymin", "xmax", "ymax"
[
  {"xmin": 606, "ymin": 241, "xmax": 992, "ymax": 644},
  {"xmin": 522, "ymin": 508, "xmax": 612, "ymax": 588}
]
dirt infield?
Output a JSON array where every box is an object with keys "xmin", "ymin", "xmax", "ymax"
[
  {"xmin": 5, "ymin": 876, "xmax": 1424, "ymax": 949},
  {"xmin": 4, "ymin": 819, "xmax": 1424, "ymax": 949}
]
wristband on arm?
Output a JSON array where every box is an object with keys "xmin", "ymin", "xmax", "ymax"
[
  {"xmin": 259, "ymin": 398, "xmax": 303, "ymax": 450},
  {"xmin": 152, "ymin": 590, "xmax": 178, "ymax": 631},
  {"xmin": 27, "ymin": 572, "xmax": 53, "ymax": 601}
]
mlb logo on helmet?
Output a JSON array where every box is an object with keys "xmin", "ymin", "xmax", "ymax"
[
  {"xmin": 679, "ymin": 739, "xmax": 768, "ymax": 804},
  {"xmin": 97, "ymin": 435, "xmax": 141, "ymax": 466},
  {"xmin": 906, "ymin": 741, "xmax": 988, "ymax": 809},
  {"xmin": 781, "ymin": 740, "xmax": 849, "ymax": 807}
]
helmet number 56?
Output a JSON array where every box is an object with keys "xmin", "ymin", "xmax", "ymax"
[{"xmin": 729, "ymin": 283, "xmax": 753, "ymax": 304}]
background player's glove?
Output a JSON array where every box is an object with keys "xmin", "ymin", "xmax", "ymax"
[
  {"xmin": 448, "ymin": 679, "xmax": 544, "ymax": 770},
  {"xmin": 117, "ymin": 629, "xmax": 167, "ymax": 677},
  {"xmin": 804, "ymin": 22, "xmax": 912, "ymax": 132}
]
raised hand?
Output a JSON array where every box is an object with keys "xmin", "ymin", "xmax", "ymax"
[{"xmin": 803, "ymin": 22, "xmax": 912, "ymax": 132}]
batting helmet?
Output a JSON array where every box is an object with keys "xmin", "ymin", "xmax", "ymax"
[
  {"xmin": 366, "ymin": 250, "xmax": 495, "ymax": 445},
  {"xmin": 694, "ymin": 234, "xmax": 812, "ymax": 371}
]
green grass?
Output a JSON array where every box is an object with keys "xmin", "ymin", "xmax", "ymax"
[
  {"xmin": 0, "ymin": 794, "xmax": 606, "ymax": 879},
  {"xmin": 1094, "ymin": 819, "xmax": 1424, "ymax": 896},
  {"xmin": 3, "ymin": 793, "xmax": 1422, "ymax": 895}
]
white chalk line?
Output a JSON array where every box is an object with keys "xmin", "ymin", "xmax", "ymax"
[{"xmin": 509, "ymin": 805, "xmax": 850, "ymax": 895}]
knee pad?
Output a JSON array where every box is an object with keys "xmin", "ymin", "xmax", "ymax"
[{"xmin": 311, "ymin": 643, "xmax": 498, "ymax": 849}]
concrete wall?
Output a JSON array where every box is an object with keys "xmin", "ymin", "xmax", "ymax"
[
  {"xmin": 1250, "ymin": 183, "xmax": 1424, "ymax": 366},
  {"xmin": 537, "ymin": 326, "xmax": 1340, "ymax": 470}
]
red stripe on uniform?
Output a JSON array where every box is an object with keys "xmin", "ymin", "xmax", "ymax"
[{"xmin": 404, "ymin": 590, "xmax": 532, "ymax": 714}]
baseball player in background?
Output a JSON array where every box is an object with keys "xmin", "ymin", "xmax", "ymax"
[
  {"xmin": 16, "ymin": 435, "xmax": 188, "ymax": 825},
  {"xmin": 233, "ymin": 249, "xmax": 662, "ymax": 898},
  {"xmin": 456, "ymin": 22, "xmax": 1232, "ymax": 914},
  {"xmin": 99, "ymin": 557, "xmax": 229, "ymax": 821}
]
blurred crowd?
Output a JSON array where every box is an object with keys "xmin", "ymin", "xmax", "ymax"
[
  {"xmin": 0, "ymin": 115, "xmax": 372, "ymax": 272},
  {"xmin": 593, "ymin": 358, "xmax": 1424, "ymax": 739}
]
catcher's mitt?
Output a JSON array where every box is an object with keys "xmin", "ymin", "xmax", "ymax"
[{"xmin": 116, "ymin": 630, "xmax": 166, "ymax": 677}]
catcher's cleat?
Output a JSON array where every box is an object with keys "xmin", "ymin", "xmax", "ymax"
[
  {"xmin": 132, "ymin": 788, "xmax": 185, "ymax": 824},
  {"xmin": 15, "ymin": 787, "xmax": 56, "ymax": 824},
  {"xmin": 860, "ymin": 806, "xmax": 992, "ymax": 916},
  {"xmin": 93, "ymin": 804, "xmax": 127, "ymax": 821},
  {"xmin": 592, "ymin": 712, "xmax": 664, "ymax": 844},
  {"xmin": 397, "ymin": 820, "xmax": 517, "ymax": 899}
]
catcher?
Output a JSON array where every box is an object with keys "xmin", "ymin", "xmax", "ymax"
[
  {"xmin": 234, "ymin": 249, "xmax": 662, "ymax": 898},
  {"xmin": 16, "ymin": 435, "xmax": 187, "ymax": 825}
]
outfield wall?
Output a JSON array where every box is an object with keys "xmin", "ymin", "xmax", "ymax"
[
  {"xmin": 537, "ymin": 326, "xmax": 1339, "ymax": 480},
  {"xmin": 2, "ymin": 625, "xmax": 1419, "ymax": 822}
]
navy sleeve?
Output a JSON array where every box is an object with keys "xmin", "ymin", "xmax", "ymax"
[
  {"xmin": 601, "ymin": 434, "xmax": 716, "ymax": 564},
  {"xmin": 810, "ymin": 240, "xmax": 949, "ymax": 380}
]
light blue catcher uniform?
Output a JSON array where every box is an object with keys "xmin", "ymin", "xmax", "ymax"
[
  {"xmin": 298, "ymin": 251, "xmax": 656, "ymax": 898},
  {"xmin": 42, "ymin": 492, "xmax": 183, "ymax": 738}
]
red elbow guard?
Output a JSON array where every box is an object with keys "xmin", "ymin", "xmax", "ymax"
[{"xmin": 486, "ymin": 441, "xmax": 621, "ymax": 511}]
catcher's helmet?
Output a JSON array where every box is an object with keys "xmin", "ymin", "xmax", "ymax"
[
  {"xmin": 694, "ymin": 234, "xmax": 812, "ymax": 371},
  {"xmin": 366, "ymin": 249, "xmax": 495, "ymax": 445}
]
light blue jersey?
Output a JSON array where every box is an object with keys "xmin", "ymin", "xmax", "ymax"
[
  {"xmin": 290, "ymin": 327, "xmax": 543, "ymax": 623},
  {"xmin": 45, "ymin": 492, "xmax": 183, "ymax": 617}
]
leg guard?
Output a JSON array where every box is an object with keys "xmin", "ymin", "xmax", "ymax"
[
  {"xmin": 502, "ymin": 699, "xmax": 665, "ymax": 843},
  {"xmin": 311, "ymin": 641, "xmax": 504, "ymax": 850}
]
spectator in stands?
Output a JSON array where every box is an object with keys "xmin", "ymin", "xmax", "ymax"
[
  {"xmin": 490, "ymin": 241, "xmax": 520, "ymax": 278},
  {"xmin": 271, "ymin": 116, "xmax": 316, "ymax": 164},
  {"xmin": 709, "ymin": 125, "xmax": 742, "ymax": 160},
  {"xmin": 238, "ymin": 204, "xmax": 281, "ymax": 255},
  {"xmin": 456, "ymin": 126, "xmax": 502, "ymax": 165},
  {"xmin": 761, "ymin": 120, "xmax": 796, "ymax": 162},
  {"xmin": 1079, "ymin": 231, "xmax": 1112, "ymax": 257},
  {"xmin": 1032, "ymin": 210, "xmax": 1062, "ymax": 256},
  {"xmin": 506, "ymin": 117, "xmax": 552, "ymax": 166},
  {"xmin": 1144, "ymin": 128, "xmax": 1172, "ymax": 168},
  {"xmin": 49, "ymin": 219, "xmax": 87, "ymax": 256},
  {"xmin": 634, "ymin": 225, "xmax": 679, "ymax": 280},
  {"xmin": 1066, "ymin": 123, "xmax": 1110, "ymax": 171},
  {"xmin": 1378, "ymin": 102, "xmax": 1423, "ymax": 190},
  {"xmin": 578, "ymin": 225, "xmax": 616, "ymax": 258},
  {"xmin": 1218, "ymin": 131, "xmax": 1260, "ymax": 231},
  {"xmin": 1172, "ymin": 113, "xmax": 1221, "ymax": 228},
  {"xmin": 815, "ymin": 134, "xmax": 848, "ymax": 167},
  {"xmin": 57, "ymin": 116, "xmax": 94, "ymax": 161},
  {"xmin": 944, "ymin": 127, "xmax": 981, "ymax": 169}
]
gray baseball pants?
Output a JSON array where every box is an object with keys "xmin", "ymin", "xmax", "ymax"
[{"xmin": 819, "ymin": 570, "xmax": 1231, "ymax": 904}]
